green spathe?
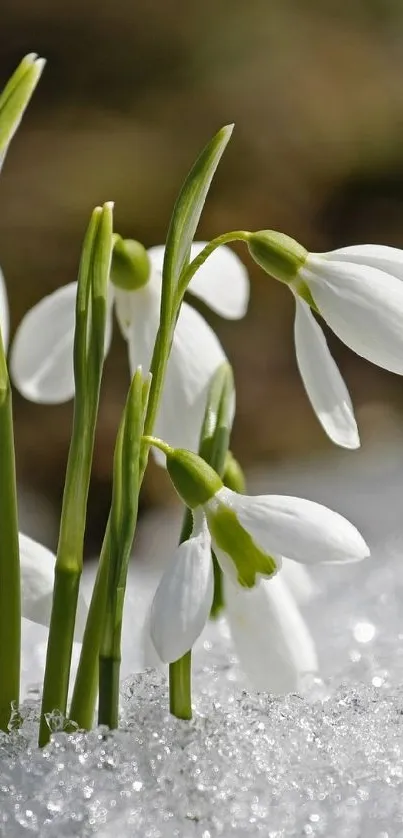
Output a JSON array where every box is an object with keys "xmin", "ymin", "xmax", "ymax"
[
  {"xmin": 222, "ymin": 451, "xmax": 246, "ymax": 494},
  {"xmin": 207, "ymin": 501, "xmax": 278, "ymax": 588},
  {"xmin": 166, "ymin": 448, "xmax": 223, "ymax": 508},
  {"xmin": 248, "ymin": 230, "xmax": 307, "ymax": 284},
  {"xmin": 110, "ymin": 237, "xmax": 151, "ymax": 291}
]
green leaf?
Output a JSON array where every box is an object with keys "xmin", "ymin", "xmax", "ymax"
[
  {"xmin": 162, "ymin": 124, "xmax": 234, "ymax": 305},
  {"xmin": 0, "ymin": 54, "xmax": 45, "ymax": 169}
]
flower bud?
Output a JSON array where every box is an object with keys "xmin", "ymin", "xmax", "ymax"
[
  {"xmin": 110, "ymin": 236, "xmax": 151, "ymax": 291},
  {"xmin": 247, "ymin": 230, "xmax": 307, "ymax": 284},
  {"xmin": 166, "ymin": 448, "xmax": 223, "ymax": 509}
]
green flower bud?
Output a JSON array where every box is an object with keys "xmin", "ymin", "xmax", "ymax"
[
  {"xmin": 207, "ymin": 503, "xmax": 278, "ymax": 588},
  {"xmin": 166, "ymin": 448, "xmax": 223, "ymax": 509},
  {"xmin": 110, "ymin": 236, "xmax": 151, "ymax": 291},
  {"xmin": 247, "ymin": 230, "xmax": 307, "ymax": 284}
]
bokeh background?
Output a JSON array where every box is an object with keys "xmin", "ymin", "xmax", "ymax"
[{"xmin": 2, "ymin": 0, "xmax": 403, "ymax": 548}]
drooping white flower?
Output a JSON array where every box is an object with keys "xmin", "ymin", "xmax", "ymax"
[
  {"xmin": 248, "ymin": 233, "xmax": 403, "ymax": 450},
  {"xmin": 149, "ymin": 523, "xmax": 318, "ymax": 691},
  {"xmin": 19, "ymin": 533, "xmax": 87, "ymax": 639},
  {"xmin": 296, "ymin": 245, "xmax": 403, "ymax": 448},
  {"xmin": 0, "ymin": 266, "xmax": 9, "ymax": 350},
  {"xmin": 149, "ymin": 450, "xmax": 369, "ymax": 668},
  {"xmin": 10, "ymin": 242, "xmax": 248, "ymax": 458}
]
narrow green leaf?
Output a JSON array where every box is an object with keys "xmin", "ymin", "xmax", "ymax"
[
  {"xmin": 0, "ymin": 331, "xmax": 20, "ymax": 731},
  {"xmin": 0, "ymin": 54, "xmax": 45, "ymax": 169},
  {"xmin": 163, "ymin": 124, "xmax": 234, "ymax": 303},
  {"xmin": 98, "ymin": 369, "xmax": 150, "ymax": 729}
]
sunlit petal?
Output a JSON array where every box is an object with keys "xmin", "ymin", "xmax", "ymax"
[
  {"xmin": 302, "ymin": 258, "xmax": 403, "ymax": 374},
  {"xmin": 213, "ymin": 487, "xmax": 370, "ymax": 565},
  {"xmin": 10, "ymin": 284, "xmax": 78, "ymax": 403},
  {"xmin": 294, "ymin": 296, "xmax": 359, "ymax": 448},
  {"xmin": 322, "ymin": 244, "xmax": 403, "ymax": 281},
  {"xmin": 11, "ymin": 282, "xmax": 114, "ymax": 403},
  {"xmin": 150, "ymin": 513, "xmax": 214, "ymax": 663}
]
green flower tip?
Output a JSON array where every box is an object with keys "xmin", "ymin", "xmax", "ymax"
[
  {"xmin": 110, "ymin": 236, "xmax": 151, "ymax": 292},
  {"xmin": 0, "ymin": 53, "xmax": 46, "ymax": 159},
  {"xmin": 166, "ymin": 447, "xmax": 223, "ymax": 509},
  {"xmin": 247, "ymin": 230, "xmax": 307, "ymax": 284}
]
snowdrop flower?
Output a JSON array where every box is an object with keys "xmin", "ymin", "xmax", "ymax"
[
  {"xmin": 0, "ymin": 266, "xmax": 8, "ymax": 349},
  {"xmin": 149, "ymin": 445, "xmax": 369, "ymax": 670},
  {"xmin": 20, "ymin": 533, "xmax": 87, "ymax": 638},
  {"xmin": 248, "ymin": 232, "xmax": 403, "ymax": 449},
  {"xmin": 150, "ymin": 510, "xmax": 318, "ymax": 692},
  {"xmin": 10, "ymin": 240, "xmax": 248, "ymax": 457}
]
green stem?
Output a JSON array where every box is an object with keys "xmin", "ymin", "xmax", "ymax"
[
  {"xmin": 38, "ymin": 407, "xmax": 94, "ymax": 745},
  {"xmin": 98, "ymin": 653, "xmax": 121, "ymax": 730},
  {"xmin": 0, "ymin": 335, "xmax": 20, "ymax": 732},
  {"xmin": 69, "ymin": 521, "xmax": 110, "ymax": 730},
  {"xmin": 169, "ymin": 651, "xmax": 192, "ymax": 720},
  {"xmin": 175, "ymin": 231, "xmax": 251, "ymax": 308},
  {"xmin": 168, "ymin": 507, "xmax": 193, "ymax": 718},
  {"xmin": 38, "ymin": 570, "xmax": 80, "ymax": 745}
]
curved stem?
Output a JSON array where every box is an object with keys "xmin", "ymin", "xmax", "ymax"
[{"xmin": 175, "ymin": 230, "xmax": 251, "ymax": 308}]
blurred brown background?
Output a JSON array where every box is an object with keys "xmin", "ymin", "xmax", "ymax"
[{"xmin": 2, "ymin": 0, "xmax": 403, "ymax": 546}]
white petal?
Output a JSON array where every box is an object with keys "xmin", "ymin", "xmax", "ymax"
[
  {"xmin": 280, "ymin": 558, "xmax": 317, "ymax": 605},
  {"xmin": 301, "ymin": 258, "xmax": 403, "ymax": 374},
  {"xmin": 10, "ymin": 284, "xmax": 77, "ymax": 402},
  {"xmin": 149, "ymin": 514, "xmax": 214, "ymax": 663},
  {"xmin": 120, "ymin": 272, "xmax": 227, "ymax": 463},
  {"xmin": 146, "ymin": 245, "xmax": 166, "ymax": 275},
  {"xmin": 322, "ymin": 244, "xmax": 403, "ymax": 281},
  {"xmin": 10, "ymin": 283, "xmax": 114, "ymax": 403},
  {"xmin": 187, "ymin": 242, "xmax": 249, "ymax": 319},
  {"xmin": 294, "ymin": 296, "xmax": 359, "ymax": 449},
  {"xmin": 0, "ymin": 266, "xmax": 9, "ymax": 351},
  {"xmin": 211, "ymin": 486, "xmax": 370, "ymax": 565},
  {"xmin": 19, "ymin": 533, "xmax": 88, "ymax": 639},
  {"xmin": 223, "ymin": 574, "xmax": 318, "ymax": 693},
  {"xmin": 148, "ymin": 242, "xmax": 249, "ymax": 319}
]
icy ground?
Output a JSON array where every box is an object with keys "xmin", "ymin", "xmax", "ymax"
[{"xmin": 3, "ymin": 442, "xmax": 403, "ymax": 837}]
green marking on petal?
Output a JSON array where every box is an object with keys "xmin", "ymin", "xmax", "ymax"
[
  {"xmin": 207, "ymin": 503, "xmax": 278, "ymax": 588},
  {"xmin": 291, "ymin": 277, "xmax": 319, "ymax": 312}
]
